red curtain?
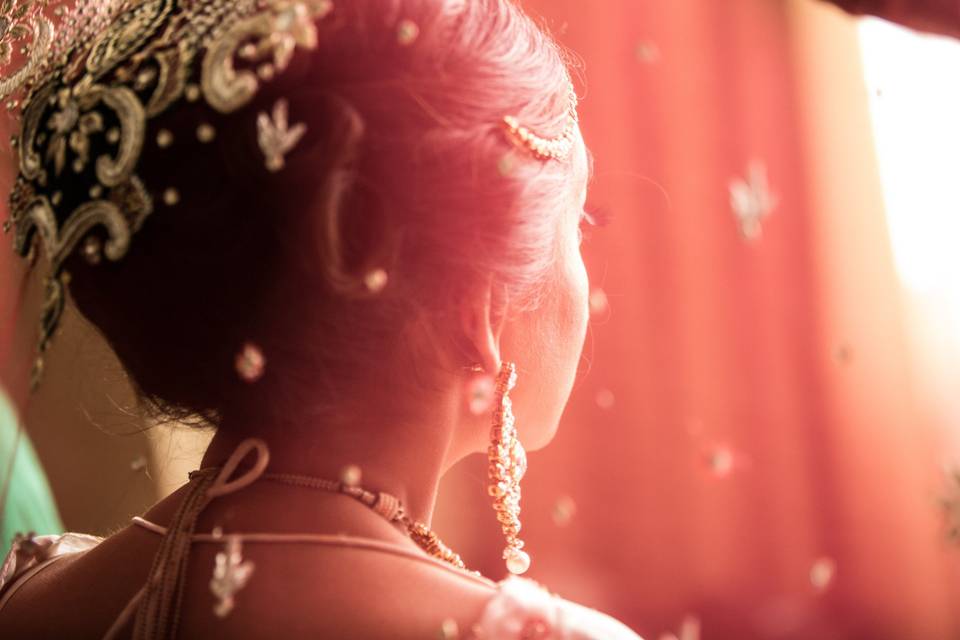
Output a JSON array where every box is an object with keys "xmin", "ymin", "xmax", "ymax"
[{"xmin": 435, "ymin": 1, "xmax": 960, "ymax": 638}]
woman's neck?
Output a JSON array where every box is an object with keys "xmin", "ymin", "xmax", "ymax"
[{"xmin": 200, "ymin": 407, "xmax": 460, "ymax": 527}]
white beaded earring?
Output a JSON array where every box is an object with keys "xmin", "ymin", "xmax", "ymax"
[{"xmin": 487, "ymin": 361, "xmax": 530, "ymax": 574}]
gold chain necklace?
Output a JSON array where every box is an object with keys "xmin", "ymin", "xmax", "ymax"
[{"xmin": 255, "ymin": 472, "xmax": 480, "ymax": 576}]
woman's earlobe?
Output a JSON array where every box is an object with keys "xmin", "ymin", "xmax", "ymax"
[{"xmin": 463, "ymin": 365, "xmax": 496, "ymax": 415}]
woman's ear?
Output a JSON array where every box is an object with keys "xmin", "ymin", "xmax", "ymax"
[{"xmin": 459, "ymin": 274, "xmax": 509, "ymax": 375}]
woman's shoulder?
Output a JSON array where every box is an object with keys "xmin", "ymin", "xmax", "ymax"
[
  {"xmin": 474, "ymin": 575, "xmax": 643, "ymax": 640},
  {"xmin": 0, "ymin": 530, "xmax": 643, "ymax": 639},
  {"xmin": 0, "ymin": 531, "xmax": 102, "ymax": 604}
]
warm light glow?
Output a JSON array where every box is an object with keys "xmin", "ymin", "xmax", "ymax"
[{"xmin": 859, "ymin": 19, "xmax": 960, "ymax": 337}]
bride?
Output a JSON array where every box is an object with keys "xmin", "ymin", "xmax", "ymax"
[{"xmin": 0, "ymin": 0, "xmax": 639, "ymax": 637}]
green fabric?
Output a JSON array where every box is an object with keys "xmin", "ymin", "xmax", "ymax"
[{"xmin": 0, "ymin": 386, "xmax": 63, "ymax": 556}]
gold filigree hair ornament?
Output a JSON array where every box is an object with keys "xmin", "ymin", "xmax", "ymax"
[
  {"xmin": 1, "ymin": 0, "xmax": 578, "ymax": 391},
  {"xmin": 0, "ymin": 0, "xmax": 55, "ymax": 109},
  {"xmin": 1, "ymin": 0, "xmax": 334, "ymax": 389}
]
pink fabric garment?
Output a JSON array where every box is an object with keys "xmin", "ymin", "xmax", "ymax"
[
  {"xmin": 0, "ymin": 532, "xmax": 643, "ymax": 639},
  {"xmin": 0, "ymin": 532, "xmax": 102, "ymax": 609},
  {"xmin": 472, "ymin": 575, "xmax": 642, "ymax": 639}
]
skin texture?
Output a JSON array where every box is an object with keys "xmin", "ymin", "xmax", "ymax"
[{"xmin": 0, "ymin": 130, "xmax": 592, "ymax": 637}]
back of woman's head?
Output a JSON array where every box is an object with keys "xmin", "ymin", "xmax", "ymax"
[{"xmin": 63, "ymin": 0, "xmax": 580, "ymax": 431}]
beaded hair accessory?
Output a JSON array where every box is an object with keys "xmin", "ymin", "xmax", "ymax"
[
  {"xmin": 501, "ymin": 88, "xmax": 579, "ymax": 161},
  {"xmin": 0, "ymin": 0, "xmax": 580, "ymax": 390}
]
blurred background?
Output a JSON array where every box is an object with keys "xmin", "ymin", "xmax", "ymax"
[{"xmin": 2, "ymin": 0, "xmax": 960, "ymax": 638}]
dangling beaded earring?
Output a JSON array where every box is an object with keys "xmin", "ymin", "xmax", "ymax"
[{"xmin": 487, "ymin": 360, "xmax": 530, "ymax": 575}]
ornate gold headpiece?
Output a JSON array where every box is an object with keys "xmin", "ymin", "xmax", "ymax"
[
  {"xmin": 1, "ymin": 0, "xmax": 335, "ymax": 388},
  {"xmin": 1, "ymin": 0, "xmax": 579, "ymax": 390}
]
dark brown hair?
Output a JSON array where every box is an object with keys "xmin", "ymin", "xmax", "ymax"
[{"xmin": 67, "ymin": 0, "xmax": 579, "ymax": 433}]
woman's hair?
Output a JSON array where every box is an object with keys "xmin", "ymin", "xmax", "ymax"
[{"xmin": 66, "ymin": 0, "xmax": 580, "ymax": 432}]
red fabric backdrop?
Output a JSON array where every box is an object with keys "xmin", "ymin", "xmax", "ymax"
[{"xmin": 432, "ymin": 2, "xmax": 960, "ymax": 638}]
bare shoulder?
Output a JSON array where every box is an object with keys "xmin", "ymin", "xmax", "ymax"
[
  {"xmin": 177, "ymin": 540, "xmax": 500, "ymax": 639},
  {"xmin": 0, "ymin": 528, "xmax": 159, "ymax": 637},
  {"xmin": 0, "ymin": 527, "xmax": 498, "ymax": 639},
  {"xmin": 0, "ymin": 530, "xmax": 643, "ymax": 639}
]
